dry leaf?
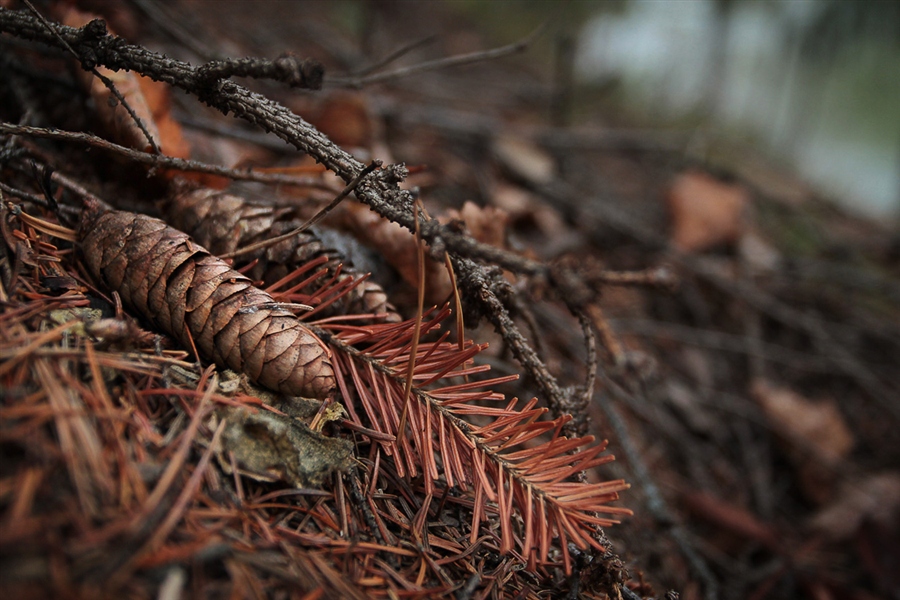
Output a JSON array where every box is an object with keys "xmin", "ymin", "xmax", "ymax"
[
  {"xmin": 61, "ymin": 6, "xmax": 190, "ymax": 165},
  {"xmin": 810, "ymin": 473, "xmax": 900, "ymax": 541},
  {"xmin": 491, "ymin": 183, "xmax": 575, "ymax": 257},
  {"xmin": 443, "ymin": 200, "xmax": 509, "ymax": 248},
  {"xmin": 751, "ymin": 379, "xmax": 854, "ymax": 503},
  {"xmin": 61, "ymin": 7, "xmax": 160, "ymax": 154},
  {"xmin": 492, "ymin": 135, "xmax": 556, "ymax": 186},
  {"xmin": 136, "ymin": 75, "xmax": 191, "ymax": 160},
  {"xmin": 304, "ymin": 92, "xmax": 373, "ymax": 149},
  {"xmin": 667, "ymin": 170, "xmax": 749, "ymax": 252}
]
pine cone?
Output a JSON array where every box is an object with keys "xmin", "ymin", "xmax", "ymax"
[
  {"xmin": 78, "ymin": 200, "xmax": 335, "ymax": 398},
  {"xmin": 162, "ymin": 187, "xmax": 400, "ymax": 322}
]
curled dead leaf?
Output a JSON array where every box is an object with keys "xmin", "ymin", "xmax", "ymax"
[{"xmin": 443, "ymin": 200, "xmax": 509, "ymax": 249}]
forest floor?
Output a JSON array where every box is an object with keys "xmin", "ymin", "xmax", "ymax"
[{"xmin": 1, "ymin": 2, "xmax": 899, "ymax": 600}]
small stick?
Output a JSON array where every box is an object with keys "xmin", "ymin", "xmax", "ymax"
[
  {"xmin": 331, "ymin": 24, "xmax": 546, "ymax": 88},
  {"xmin": 197, "ymin": 54, "xmax": 324, "ymax": 89},
  {"xmin": 588, "ymin": 304, "xmax": 626, "ymax": 366},
  {"xmin": 353, "ymin": 34, "xmax": 438, "ymax": 78},
  {"xmin": 586, "ymin": 265, "xmax": 678, "ymax": 290},
  {"xmin": 0, "ymin": 122, "xmax": 336, "ymax": 189}
]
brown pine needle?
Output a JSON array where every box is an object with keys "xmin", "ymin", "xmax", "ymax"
[
  {"xmin": 443, "ymin": 253, "xmax": 465, "ymax": 351},
  {"xmin": 397, "ymin": 199, "xmax": 427, "ymax": 443},
  {"xmin": 14, "ymin": 210, "xmax": 77, "ymax": 242},
  {"xmin": 318, "ymin": 305, "xmax": 631, "ymax": 570}
]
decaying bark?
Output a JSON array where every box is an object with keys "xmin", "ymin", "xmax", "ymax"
[
  {"xmin": 161, "ymin": 186, "xmax": 401, "ymax": 322},
  {"xmin": 78, "ymin": 199, "xmax": 335, "ymax": 398}
]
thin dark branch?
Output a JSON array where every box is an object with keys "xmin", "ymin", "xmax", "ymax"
[
  {"xmin": 129, "ymin": 0, "xmax": 219, "ymax": 60},
  {"xmin": 452, "ymin": 259, "xmax": 570, "ymax": 429},
  {"xmin": 597, "ymin": 384, "xmax": 719, "ymax": 600},
  {"xmin": 0, "ymin": 121, "xmax": 335, "ymax": 188},
  {"xmin": 330, "ymin": 24, "xmax": 546, "ymax": 88},
  {"xmin": 0, "ymin": 180, "xmax": 58, "ymax": 211},
  {"xmin": 577, "ymin": 311, "xmax": 597, "ymax": 435},
  {"xmin": 583, "ymin": 265, "xmax": 678, "ymax": 291},
  {"xmin": 21, "ymin": 1, "xmax": 161, "ymax": 155},
  {"xmin": 352, "ymin": 34, "xmax": 438, "ymax": 78},
  {"xmin": 612, "ymin": 318, "xmax": 835, "ymax": 373}
]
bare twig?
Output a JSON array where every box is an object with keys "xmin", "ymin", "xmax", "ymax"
[
  {"xmin": 330, "ymin": 24, "xmax": 546, "ymax": 88},
  {"xmin": 0, "ymin": 121, "xmax": 335, "ymax": 188},
  {"xmin": 0, "ymin": 180, "xmax": 57, "ymax": 211},
  {"xmin": 452, "ymin": 259, "xmax": 571, "ymax": 429},
  {"xmin": 612, "ymin": 318, "xmax": 835, "ymax": 373},
  {"xmin": 129, "ymin": 0, "xmax": 219, "ymax": 60},
  {"xmin": 352, "ymin": 34, "xmax": 438, "ymax": 78},
  {"xmin": 21, "ymin": 1, "xmax": 161, "ymax": 155}
]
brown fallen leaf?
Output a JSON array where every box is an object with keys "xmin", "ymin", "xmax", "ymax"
[
  {"xmin": 492, "ymin": 134, "xmax": 556, "ymax": 187},
  {"xmin": 667, "ymin": 170, "xmax": 749, "ymax": 252},
  {"xmin": 443, "ymin": 200, "xmax": 510, "ymax": 249},
  {"xmin": 302, "ymin": 91, "xmax": 374, "ymax": 149},
  {"xmin": 751, "ymin": 378, "xmax": 854, "ymax": 503},
  {"xmin": 810, "ymin": 472, "xmax": 900, "ymax": 541},
  {"xmin": 136, "ymin": 75, "xmax": 191, "ymax": 160},
  {"xmin": 61, "ymin": 7, "xmax": 160, "ymax": 154},
  {"xmin": 491, "ymin": 183, "xmax": 576, "ymax": 258}
]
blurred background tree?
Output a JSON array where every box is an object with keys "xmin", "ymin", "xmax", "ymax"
[{"xmin": 450, "ymin": 0, "xmax": 900, "ymax": 219}]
